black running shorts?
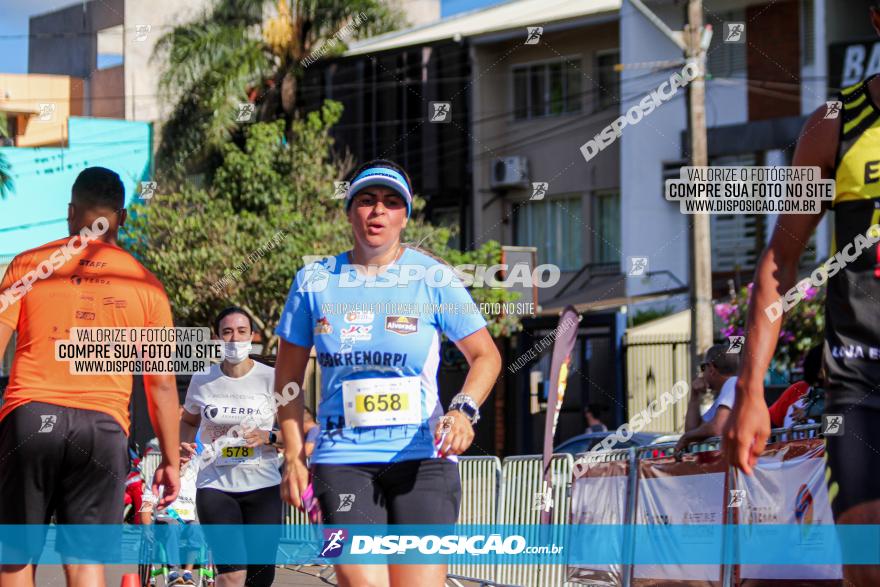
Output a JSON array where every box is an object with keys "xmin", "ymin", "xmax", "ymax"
[
  {"xmin": 195, "ymin": 484, "xmax": 282, "ymax": 586},
  {"xmin": 824, "ymin": 404, "xmax": 880, "ymax": 519},
  {"xmin": 0, "ymin": 401, "xmax": 129, "ymax": 561},
  {"xmin": 311, "ymin": 457, "xmax": 462, "ymax": 524}
]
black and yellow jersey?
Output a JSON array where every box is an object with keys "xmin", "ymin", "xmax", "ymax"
[{"xmin": 826, "ymin": 75, "xmax": 880, "ymax": 405}]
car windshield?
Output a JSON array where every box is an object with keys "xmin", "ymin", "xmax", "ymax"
[{"xmin": 556, "ymin": 434, "xmax": 650, "ymax": 455}]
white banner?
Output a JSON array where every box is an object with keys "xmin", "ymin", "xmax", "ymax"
[
  {"xmin": 634, "ymin": 472, "xmax": 725, "ymax": 582},
  {"xmin": 737, "ymin": 442, "xmax": 842, "ymax": 580},
  {"xmin": 568, "ymin": 461, "xmax": 628, "ymax": 586}
]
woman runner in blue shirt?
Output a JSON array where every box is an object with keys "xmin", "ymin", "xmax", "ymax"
[{"xmin": 274, "ymin": 159, "xmax": 501, "ymax": 587}]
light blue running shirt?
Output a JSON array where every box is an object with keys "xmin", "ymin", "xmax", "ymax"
[{"xmin": 276, "ymin": 247, "xmax": 486, "ymax": 464}]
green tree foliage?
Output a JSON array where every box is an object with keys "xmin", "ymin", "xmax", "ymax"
[
  {"xmin": 153, "ymin": 0, "xmax": 403, "ymax": 179},
  {"xmin": 126, "ymin": 101, "xmax": 520, "ymax": 351},
  {"xmin": 0, "ymin": 113, "xmax": 13, "ymax": 198},
  {"xmin": 0, "ymin": 154, "xmax": 11, "ymax": 199}
]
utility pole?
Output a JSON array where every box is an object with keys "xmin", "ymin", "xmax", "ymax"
[
  {"xmin": 685, "ymin": 0, "xmax": 714, "ymax": 370},
  {"xmin": 628, "ymin": 0, "xmax": 714, "ymax": 371}
]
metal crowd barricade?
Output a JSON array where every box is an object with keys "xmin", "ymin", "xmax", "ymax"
[
  {"xmin": 494, "ymin": 454, "xmax": 574, "ymax": 587},
  {"xmin": 140, "ymin": 450, "xmax": 333, "ymax": 577},
  {"xmin": 768, "ymin": 422, "xmax": 821, "ymax": 443},
  {"xmin": 618, "ymin": 425, "xmax": 823, "ymax": 587},
  {"xmin": 448, "ymin": 456, "xmax": 503, "ymax": 585},
  {"xmin": 280, "ymin": 501, "xmax": 335, "ymax": 579},
  {"xmin": 140, "ymin": 424, "xmax": 825, "ymax": 587},
  {"xmin": 141, "ymin": 451, "xmax": 162, "ymax": 487}
]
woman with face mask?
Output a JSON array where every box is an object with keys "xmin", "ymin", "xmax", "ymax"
[
  {"xmin": 179, "ymin": 306, "xmax": 283, "ymax": 587},
  {"xmin": 273, "ymin": 159, "xmax": 502, "ymax": 587}
]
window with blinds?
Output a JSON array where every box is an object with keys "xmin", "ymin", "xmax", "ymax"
[
  {"xmin": 663, "ymin": 156, "xmax": 818, "ymax": 274},
  {"xmin": 512, "ymin": 57, "xmax": 583, "ymax": 120},
  {"xmin": 801, "ymin": 0, "xmax": 815, "ymax": 67},
  {"xmin": 708, "ymin": 155, "xmax": 761, "ymax": 273},
  {"xmin": 706, "ymin": 9, "xmax": 747, "ymax": 78},
  {"xmin": 592, "ymin": 191, "xmax": 621, "ymax": 265},
  {"xmin": 515, "ymin": 196, "xmax": 584, "ymax": 271},
  {"xmin": 596, "ymin": 50, "xmax": 621, "ymax": 109}
]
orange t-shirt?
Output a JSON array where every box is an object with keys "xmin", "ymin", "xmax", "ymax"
[{"xmin": 0, "ymin": 237, "xmax": 173, "ymax": 433}]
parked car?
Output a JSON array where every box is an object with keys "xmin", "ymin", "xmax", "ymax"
[{"xmin": 553, "ymin": 431, "xmax": 679, "ymax": 456}]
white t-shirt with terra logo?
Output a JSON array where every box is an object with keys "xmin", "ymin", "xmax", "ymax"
[{"xmin": 184, "ymin": 361, "xmax": 281, "ymax": 492}]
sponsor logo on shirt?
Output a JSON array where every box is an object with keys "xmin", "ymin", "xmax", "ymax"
[
  {"xmin": 315, "ymin": 317, "xmax": 333, "ymax": 335},
  {"xmin": 385, "ymin": 315, "xmax": 418, "ymax": 335},
  {"xmin": 75, "ymin": 310, "xmax": 96, "ymax": 320},
  {"xmin": 344, "ymin": 310, "xmax": 374, "ymax": 324},
  {"xmin": 318, "ymin": 350, "xmax": 407, "ymax": 368},
  {"xmin": 79, "ymin": 294, "xmax": 96, "ymax": 309},
  {"xmin": 78, "ymin": 259, "xmax": 108, "ymax": 269},
  {"xmin": 340, "ymin": 324, "xmax": 372, "ymax": 343},
  {"xmin": 69, "ymin": 274, "xmax": 111, "ymax": 286},
  {"xmin": 203, "ymin": 404, "xmax": 220, "ymax": 421},
  {"xmin": 103, "ymin": 296, "xmax": 128, "ymax": 309}
]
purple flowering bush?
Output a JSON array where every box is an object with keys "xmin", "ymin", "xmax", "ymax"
[{"xmin": 714, "ymin": 282, "xmax": 825, "ymax": 371}]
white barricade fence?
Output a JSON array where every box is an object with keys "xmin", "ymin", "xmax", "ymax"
[
  {"xmin": 140, "ymin": 424, "xmax": 834, "ymax": 586},
  {"xmin": 142, "ymin": 451, "xmax": 162, "ymax": 488},
  {"xmin": 733, "ymin": 437, "xmax": 842, "ymax": 582},
  {"xmin": 495, "ymin": 454, "xmax": 574, "ymax": 587},
  {"xmin": 449, "ymin": 456, "xmax": 502, "ymax": 584}
]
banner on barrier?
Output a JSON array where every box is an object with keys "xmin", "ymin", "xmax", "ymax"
[
  {"xmin": 634, "ymin": 451, "xmax": 727, "ymax": 585},
  {"xmin": 736, "ymin": 438, "xmax": 842, "ymax": 581},
  {"xmin": 568, "ymin": 459, "xmax": 628, "ymax": 586}
]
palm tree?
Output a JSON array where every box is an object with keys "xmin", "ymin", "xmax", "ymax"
[
  {"xmin": 0, "ymin": 155, "xmax": 11, "ymax": 199},
  {"xmin": 0, "ymin": 113, "xmax": 13, "ymax": 198},
  {"xmin": 153, "ymin": 0, "xmax": 403, "ymax": 180}
]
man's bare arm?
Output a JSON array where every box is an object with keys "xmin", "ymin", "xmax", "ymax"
[
  {"xmin": 684, "ymin": 398, "xmax": 704, "ymax": 432},
  {"xmin": 724, "ymin": 104, "xmax": 837, "ymax": 474},
  {"xmin": 738, "ymin": 107, "xmax": 835, "ymax": 395},
  {"xmin": 684, "ymin": 378, "xmax": 708, "ymax": 432},
  {"xmin": 143, "ymin": 373, "xmax": 181, "ymax": 469}
]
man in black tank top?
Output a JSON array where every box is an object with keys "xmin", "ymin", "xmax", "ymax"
[
  {"xmin": 824, "ymin": 73, "xmax": 880, "ymax": 405},
  {"xmin": 724, "ymin": 3, "xmax": 880, "ymax": 584}
]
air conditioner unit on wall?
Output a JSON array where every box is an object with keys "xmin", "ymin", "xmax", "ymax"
[{"xmin": 490, "ymin": 156, "xmax": 529, "ymax": 189}]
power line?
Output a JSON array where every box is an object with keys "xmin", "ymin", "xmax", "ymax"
[
  {"xmin": 1, "ymin": 69, "xmax": 664, "ymax": 183},
  {"xmin": 0, "ymin": 217, "xmax": 66, "ymax": 234}
]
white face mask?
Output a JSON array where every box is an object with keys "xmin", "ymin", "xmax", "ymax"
[{"xmin": 223, "ymin": 341, "xmax": 252, "ymax": 364}]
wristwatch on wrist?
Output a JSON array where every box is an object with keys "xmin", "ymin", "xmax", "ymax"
[
  {"xmin": 266, "ymin": 430, "xmax": 278, "ymax": 446},
  {"xmin": 448, "ymin": 393, "xmax": 480, "ymax": 425}
]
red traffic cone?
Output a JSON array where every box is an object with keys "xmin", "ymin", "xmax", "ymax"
[{"xmin": 120, "ymin": 573, "xmax": 140, "ymax": 587}]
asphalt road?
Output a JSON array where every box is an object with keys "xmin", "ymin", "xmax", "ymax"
[{"xmin": 34, "ymin": 564, "xmax": 336, "ymax": 586}]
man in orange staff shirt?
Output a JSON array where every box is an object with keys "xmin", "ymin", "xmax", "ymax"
[{"xmin": 0, "ymin": 167, "xmax": 181, "ymax": 587}]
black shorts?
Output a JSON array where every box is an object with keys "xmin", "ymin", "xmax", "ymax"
[
  {"xmin": 824, "ymin": 404, "xmax": 880, "ymax": 519},
  {"xmin": 311, "ymin": 458, "xmax": 461, "ymax": 524},
  {"xmin": 195, "ymin": 485, "xmax": 282, "ymax": 586},
  {"xmin": 0, "ymin": 401, "xmax": 128, "ymax": 561}
]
